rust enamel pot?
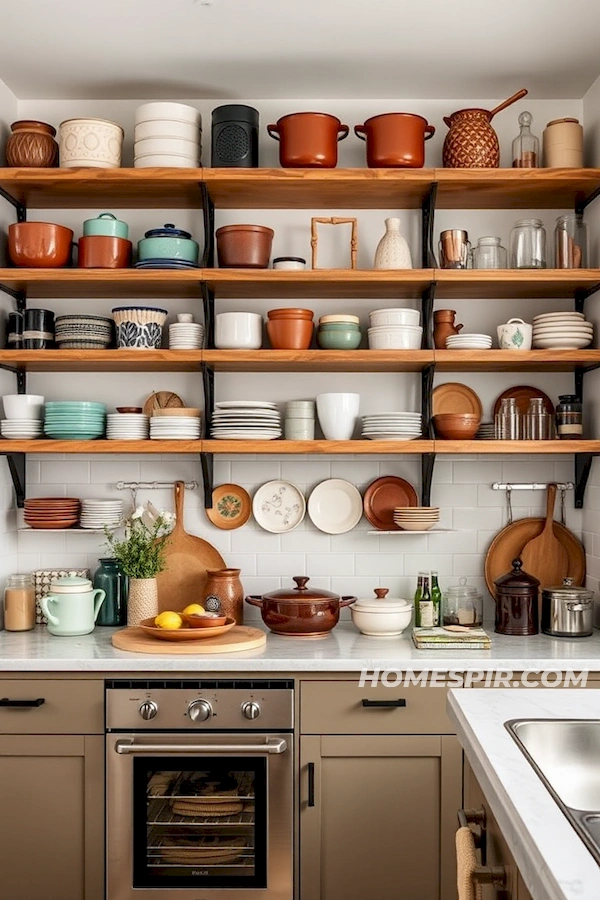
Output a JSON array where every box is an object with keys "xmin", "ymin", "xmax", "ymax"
[
  {"xmin": 267, "ymin": 112, "xmax": 349, "ymax": 168},
  {"xmin": 245, "ymin": 576, "xmax": 356, "ymax": 637},
  {"xmin": 354, "ymin": 113, "xmax": 435, "ymax": 168}
]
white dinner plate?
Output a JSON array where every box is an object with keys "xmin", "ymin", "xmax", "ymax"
[
  {"xmin": 308, "ymin": 479, "xmax": 363, "ymax": 534},
  {"xmin": 252, "ymin": 480, "xmax": 306, "ymax": 533},
  {"xmin": 363, "ymin": 433, "xmax": 422, "ymax": 441},
  {"xmin": 533, "ymin": 338, "xmax": 592, "ymax": 349},
  {"xmin": 216, "ymin": 401, "xmax": 278, "ymax": 409},
  {"xmin": 211, "ymin": 432, "xmax": 281, "ymax": 440}
]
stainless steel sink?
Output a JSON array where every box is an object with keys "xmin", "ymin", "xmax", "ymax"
[{"xmin": 507, "ymin": 719, "xmax": 600, "ymax": 863}]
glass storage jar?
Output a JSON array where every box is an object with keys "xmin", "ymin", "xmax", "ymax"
[
  {"xmin": 4, "ymin": 574, "xmax": 35, "ymax": 631},
  {"xmin": 524, "ymin": 397, "xmax": 554, "ymax": 440},
  {"xmin": 555, "ymin": 214, "xmax": 588, "ymax": 268},
  {"xmin": 471, "ymin": 236, "xmax": 507, "ymax": 269},
  {"xmin": 442, "ymin": 578, "xmax": 483, "ymax": 627},
  {"xmin": 556, "ymin": 394, "xmax": 583, "ymax": 439},
  {"xmin": 512, "ymin": 111, "xmax": 539, "ymax": 168},
  {"xmin": 495, "ymin": 397, "xmax": 521, "ymax": 440},
  {"xmin": 510, "ymin": 218, "xmax": 546, "ymax": 269}
]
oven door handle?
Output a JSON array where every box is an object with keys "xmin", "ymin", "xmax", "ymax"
[{"xmin": 114, "ymin": 738, "xmax": 288, "ymax": 755}]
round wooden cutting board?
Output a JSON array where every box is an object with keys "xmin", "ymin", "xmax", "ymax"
[{"xmin": 112, "ymin": 625, "xmax": 267, "ymax": 655}]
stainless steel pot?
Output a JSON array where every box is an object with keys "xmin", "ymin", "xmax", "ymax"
[{"xmin": 541, "ymin": 579, "xmax": 594, "ymax": 637}]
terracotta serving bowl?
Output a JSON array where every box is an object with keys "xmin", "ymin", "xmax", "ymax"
[
  {"xmin": 8, "ymin": 222, "xmax": 74, "ymax": 268},
  {"xmin": 216, "ymin": 224, "xmax": 274, "ymax": 268},
  {"xmin": 267, "ymin": 317, "xmax": 314, "ymax": 350},
  {"xmin": 78, "ymin": 235, "xmax": 132, "ymax": 269},
  {"xmin": 181, "ymin": 613, "xmax": 229, "ymax": 628},
  {"xmin": 433, "ymin": 413, "xmax": 480, "ymax": 439}
]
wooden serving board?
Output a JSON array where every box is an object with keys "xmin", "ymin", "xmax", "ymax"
[
  {"xmin": 156, "ymin": 481, "xmax": 226, "ymax": 613},
  {"xmin": 112, "ymin": 625, "xmax": 266, "ymax": 655}
]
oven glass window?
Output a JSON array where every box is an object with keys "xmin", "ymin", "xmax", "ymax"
[{"xmin": 133, "ymin": 757, "xmax": 267, "ymax": 889}]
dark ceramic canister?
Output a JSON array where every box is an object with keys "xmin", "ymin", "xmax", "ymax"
[
  {"xmin": 24, "ymin": 308, "xmax": 55, "ymax": 349},
  {"xmin": 93, "ymin": 558, "xmax": 129, "ymax": 626},
  {"xmin": 5, "ymin": 120, "xmax": 58, "ymax": 168},
  {"xmin": 6, "ymin": 311, "xmax": 23, "ymax": 348},
  {"xmin": 494, "ymin": 558, "xmax": 540, "ymax": 636},
  {"xmin": 204, "ymin": 568, "xmax": 244, "ymax": 624},
  {"xmin": 211, "ymin": 105, "xmax": 259, "ymax": 167}
]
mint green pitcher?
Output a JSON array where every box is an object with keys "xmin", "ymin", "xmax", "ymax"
[{"xmin": 40, "ymin": 576, "xmax": 105, "ymax": 636}]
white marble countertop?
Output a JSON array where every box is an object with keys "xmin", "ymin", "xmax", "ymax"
[
  {"xmin": 3, "ymin": 624, "xmax": 600, "ymax": 671},
  {"xmin": 448, "ymin": 689, "xmax": 600, "ymax": 900}
]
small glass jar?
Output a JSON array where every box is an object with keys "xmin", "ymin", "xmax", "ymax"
[
  {"xmin": 512, "ymin": 111, "xmax": 540, "ymax": 168},
  {"xmin": 555, "ymin": 214, "xmax": 588, "ymax": 269},
  {"xmin": 510, "ymin": 218, "xmax": 546, "ymax": 269},
  {"xmin": 524, "ymin": 397, "xmax": 554, "ymax": 440},
  {"xmin": 556, "ymin": 394, "xmax": 583, "ymax": 440},
  {"xmin": 495, "ymin": 397, "xmax": 521, "ymax": 440},
  {"xmin": 442, "ymin": 578, "xmax": 483, "ymax": 628},
  {"xmin": 471, "ymin": 236, "xmax": 507, "ymax": 269},
  {"xmin": 4, "ymin": 574, "xmax": 35, "ymax": 631}
]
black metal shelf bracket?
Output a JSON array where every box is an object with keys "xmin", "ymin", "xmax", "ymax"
[
  {"xmin": 421, "ymin": 182, "xmax": 438, "ymax": 268},
  {"xmin": 0, "ymin": 186, "xmax": 26, "ymax": 223},
  {"xmin": 421, "ymin": 362, "xmax": 435, "ymax": 437},
  {"xmin": 2, "ymin": 452, "xmax": 25, "ymax": 507},
  {"xmin": 421, "ymin": 453, "xmax": 436, "ymax": 507},
  {"xmin": 199, "ymin": 182, "xmax": 215, "ymax": 269},
  {"xmin": 201, "ymin": 282, "xmax": 216, "ymax": 349},
  {"xmin": 575, "ymin": 185, "xmax": 600, "ymax": 217},
  {"xmin": 575, "ymin": 453, "xmax": 598, "ymax": 508},
  {"xmin": 421, "ymin": 282, "xmax": 437, "ymax": 350},
  {"xmin": 0, "ymin": 286, "xmax": 26, "ymax": 312},
  {"xmin": 201, "ymin": 363, "xmax": 215, "ymax": 436},
  {"xmin": 200, "ymin": 452, "xmax": 214, "ymax": 509}
]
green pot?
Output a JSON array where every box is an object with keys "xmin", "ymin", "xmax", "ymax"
[
  {"xmin": 83, "ymin": 213, "xmax": 129, "ymax": 240},
  {"xmin": 317, "ymin": 329, "xmax": 362, "ymax": 350}
]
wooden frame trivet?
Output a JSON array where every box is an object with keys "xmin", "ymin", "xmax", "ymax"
[{"xmin": 311, "ymin": 216, "xmax": 358, "ymax": 269}]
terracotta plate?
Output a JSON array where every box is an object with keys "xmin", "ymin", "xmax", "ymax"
[
  {"xmin": 493, "ymin": 385, "xmax": 554, "ymax": 418},
  {"xmin": 432, "ymin": 383, "xmax": 483, "ymax": 417},
  {"xmin": 139, "ymin": 616, "xmax": 236, "ymax": 641},
  {"xmin": 363, "ymin": 476, "xmax": 418, "ymax": 530},
  {"xmin": 206, "ymin": 483, "xmax": 252, "ymax": 530}
]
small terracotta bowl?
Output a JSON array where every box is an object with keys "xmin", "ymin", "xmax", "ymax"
[
  {"xmin": 182, "ymin": 613, "xmax": 229, "ymax": 628},
  {"xmin": 268, "ymin": 308, "xmax": 314, "ymax": 320},
  {"xmin": 216, "ymin": 224, "xmax": 274, "ymax": 268},
  {"xmin": 433, "ymin": 413, "xmax": 480, "ymax": 440},
  {"xmin": 78, "ymin": 235, "xmax": 132, "ymax": 269},
  {"xmin": 267, "ymin": 318, "xmax": 314, "ymax": 350},
  {"xmin": 8, "ymin": 221, "xmax": 74, "ymax": 267}
]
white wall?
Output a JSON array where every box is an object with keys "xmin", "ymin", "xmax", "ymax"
[{"xmin": 7, "ymin": 94, "xmax": 590, "ymax": 621}]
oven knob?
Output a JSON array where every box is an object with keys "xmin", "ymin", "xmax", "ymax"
[
  {"xmin": 139, "ymin": 701, "xmax": 158, "ymax": 721},
  {"xmin": 188, "ymin": 699, "xmax": 213, "ymax": 722},
  {"xmin": 242, "ymin": 701, "xmax": 261, "ymax": 720}
]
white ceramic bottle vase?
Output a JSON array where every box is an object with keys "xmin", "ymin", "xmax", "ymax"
[{"xmin": 373, "ymin": 217, "xmax": 412, "ymax": 269}]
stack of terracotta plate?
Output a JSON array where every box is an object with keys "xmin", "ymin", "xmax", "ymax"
[
  {"xmin": 24, "ymin": 498, "xmax": 80, "ymax": 530},
  {"xmin": 393, "ymin": 507, "xmax": 440, "ymax": 532}
]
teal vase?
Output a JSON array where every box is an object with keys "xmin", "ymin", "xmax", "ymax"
[{"xmin": 93, "ymin": 558, "xmax": 128, "ymax": 626}]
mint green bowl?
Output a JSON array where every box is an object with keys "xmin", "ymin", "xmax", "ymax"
[{"xmin": 317, "ymin": 329, "xmax": 362, "ymax": 350}]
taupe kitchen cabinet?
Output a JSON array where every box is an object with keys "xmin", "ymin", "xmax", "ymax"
[
  {"xmin": 299, "ymin": 680, "xmax": 462, "ymax": 900},
  {"xmin": 0, "ymin": 680, "xmax": 104, "ymax": 900}
]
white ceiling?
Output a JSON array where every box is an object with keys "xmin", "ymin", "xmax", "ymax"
[{"xmin": 2, "ymin": 0, "xmax": 600, "ymax": 100}]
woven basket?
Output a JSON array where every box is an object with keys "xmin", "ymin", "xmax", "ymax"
[{"xmin": 443, "ymin": 109, "xmax": 500, "ymax": 168}]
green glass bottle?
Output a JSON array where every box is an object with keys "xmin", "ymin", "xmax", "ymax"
[
  {"xmin": 431, "ymin": 571, "xmax": 442, "ymax": 627},
  {"xmin": 94, "ymin": 558, "xmax": 129, "ymax": 626},
  {"xmin": 414, "ymin": 571, "xmax": 425, "ymax": 627},
  {"xmin": 419, "ymin": 574, "xmax": 435, "ymax": 627}
]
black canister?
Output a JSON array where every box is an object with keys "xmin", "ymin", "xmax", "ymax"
[
  {"xmin": 494, "ymin": 558, "xmax": 540, "ymax": 636},
  {"xmin": 6, "ymin": 311, "xmax": 23, "ymax": 348},
  {"xmin": 211, "ymin": 104, "xmax": 259, "ymax": 167},
  {"xmin": 24, "ymin": 308, "xmax": 54, "ymax": 349}
]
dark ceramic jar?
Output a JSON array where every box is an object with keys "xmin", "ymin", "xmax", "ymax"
[
  {"xmin": 6, "ymin": 121, "xmax": 58, "ymax": 167},
  {"xmin": 494, "ymin": 558, "xmax": 540, "ymax": 636}
]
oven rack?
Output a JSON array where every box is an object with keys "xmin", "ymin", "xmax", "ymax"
[
  {"xmin": 147, "ymin": 770, "xmax": 255, "ymax": 803},
  {"xmin": 147, "ymin": 797, "xmax": 256, "ymax": 828},
  {"xmin": 148, "ymin": 858, "xmax": 255, "ymax": 870}
]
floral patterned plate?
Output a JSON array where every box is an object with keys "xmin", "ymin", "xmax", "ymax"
[
  {"xmin": 252, "ymin": 480, "xmax": 306, "ymax": 534},
  {"xmin": 206, "ymin": 483, "xmax": 252, "ymax": 531}
]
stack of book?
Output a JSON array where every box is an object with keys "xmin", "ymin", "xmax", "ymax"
[{"xmin": 412, "ymin": 626, "xmax": 491, "ymax": 650}]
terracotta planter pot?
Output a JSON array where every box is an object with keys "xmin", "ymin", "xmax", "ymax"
[
  {"xmin": 216, "ymin": 224, "xmax": 274, "ymax": 268},
  {"xmin": 354, "ymin": 113, "xmax": 435, "ymax": 168},
  {"xmin": 245, "ymin": 576, "xmax": 356, "ymax": 637},
  {"xmin": 267, "ymin": 308, "xmax": 314, "ymax": 320},
  {"xmin": 8, "ymin": 222, "xmax": 74, "ymax": 268},
  {"xmin": 6, "ymin": 120, "xmax": 58, "ymax": 168},
  {"xmin": 78, "ymin": 235, "xmax": 132, "ymax": 269},
  {"xmin": 267, "ymin": 318, "xmax": 313, "ymax": 350},
  {"xmin": 267, "ymin": 112, "xmax": 349, "ymax": 168}
]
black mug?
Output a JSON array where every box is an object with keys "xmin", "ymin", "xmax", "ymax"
[
  {"xmin": 24, "ymin": 308, "xmax": 55, "ymax": 349},
  {"xmin": 6, "ymin": 311, "xmax": 23, "ymax": 348}
]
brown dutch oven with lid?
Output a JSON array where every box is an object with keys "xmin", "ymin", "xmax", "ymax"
[
  {"xmin": 245, "ymin": 576, "xmax": 356, "ymax": 637},
  {"xmin": 267, "ymin": 112, "xmax": 349, "ymax": 168},
  {"xmin": 354, "ymin": 113, "xmax": 435, "ymax": 168}
]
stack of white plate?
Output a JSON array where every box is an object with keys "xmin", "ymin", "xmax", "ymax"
[
  {"xmin": 446, "ymin": 333, "xmax": 492, "ymax": 350},
  {"xmin": 169, "ymin": 322, "xmax": 205, "ymax": 350},
  {"xmin": 80, "ymin": 499, "xmax": 123, "ymax": 530},
  {"xmin": 134, "ymin": 102, "xmax": 202, "ymax": 168},
  {"xmin": 106, "ymin": 413, "xmax": 149, "ymax": 440},
  {"xmin": 393, "ymin": 507, "xmax": 440, "ymax": 532},
  {"xmin": 210, "ymin": 401, "xmax": 282, "ymax": 440},
  {"xmin": 532, "ymin": 311, "xmax": 593, "ymax": 349},
  {"xmin": 1, "ymin": 419, "xmax": 43, "ymax": 439},
  {"xmin": 150, "ymin": 415, "xmax": 201, "ymax": 440},
  {"xmin": 361, "ymin": 412, "xmax": 422, "ymax": 441}
]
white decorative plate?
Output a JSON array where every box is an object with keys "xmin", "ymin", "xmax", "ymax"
[
  {"xmin": 252, "ymin": 480, "xmax": 306, "ymax": 533},
  {"xmin": 307, "ymin": 479, "xmax": 363, "ymax": 534}
]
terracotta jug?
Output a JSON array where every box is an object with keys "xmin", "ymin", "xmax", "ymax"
[
  {"xmin": 434, "ymin": 310, "xmax": 463, "ymax": 349},
  {"xmin": 5, "ymin": 120, "xmax": 58, "ymax": 168},
  {"xmin": 442, "ymin": 89, "xmax": 528, "ymax": 168},
  {"xmin": 204, "ymin": 568, "xmax": 244, "ymax": 624}
]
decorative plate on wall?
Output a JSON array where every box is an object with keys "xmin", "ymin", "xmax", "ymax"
[{"xmin": 206, "ymin": 483, "xmax": 252, "ymax": 530}]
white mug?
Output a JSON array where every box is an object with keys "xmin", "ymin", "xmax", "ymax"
[{"xmin": 497, "ymin": 318, "xmax": 532, "ymax": 351}]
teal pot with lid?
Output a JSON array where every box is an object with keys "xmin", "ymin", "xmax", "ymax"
[
  {"xmin": 83, "ymin": 213, "xmax": 129, "ymax": 240},
  {"xmin": 137, "ymin": 223, "xmax": 199, "ymax": 263}
]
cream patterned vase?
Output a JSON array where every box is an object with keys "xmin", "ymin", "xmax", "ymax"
[{"xmin": 374, "ymin": 217, "xmax": 412, "ymax": 269}]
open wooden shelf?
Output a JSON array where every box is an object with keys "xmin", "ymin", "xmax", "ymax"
[
  {"xmin": 0, "ymin": 439, "xmax": 203, "ymax": 453},
  {"xmin": 201, "ymin": 439, "xmax": 436, "ymax": 454},
  {"xmin": 0, "ymin": 268, "xmax": 204, "ymax": 299},
  {"xmin": 434, "ymin": 349, "xmax": 600, "ymax": 372},
  {"xmin": 202, "ymin": 268, "xmax": 433, "ymax": 299},
  {"xmin": 0, "ymin": 349, "xmax": 202, "ymax": 372},
  {"xmin": 202, "ymin": 349, "xmax": 434, "ymax": 372},
  {"xmin": 432, "ymin": 168, "xmax": 600, "ymax": 209},
  {"xmin": 435, "ymin": 269, "xmax": 600, "ymax": 299},
  {"xmin": 433, "ymin": 440, "xmax": 600, "ymax": 454}
]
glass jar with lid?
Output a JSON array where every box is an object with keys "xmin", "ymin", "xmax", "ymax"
[
  {"xmin": 4, "ymin": 574, "xmax": 35, "ymax": 631},
  {"xmin": 442, "ymin": 578, "xmax": 483, "ymax": 628},
  {"xmin": 512, "ymin": 111, "xmax": 540, "ymax": 168},
  {"xmin": 510, "ymin": 218, "xmax": 546, "ymax": 268},
  {"xmin": 555, "ymin": 214, "xmax": 588, "ymax": 268},
  {"xmin": 471, "ymin": 236, "xmax": 507, "ymax": 269},
  {"xmin": 495, "ymin": 396, "xmax": 521, "ymax": 440},
  {"xmin": 524, "ymin": 397, "xmax": 554, "ymax": 440},
  {"xmin": 556, "ymin": 394, "xmax": 583, "ymax": 439}
]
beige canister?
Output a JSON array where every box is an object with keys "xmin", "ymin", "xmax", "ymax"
[{"xmin": 543, "ymin": 118, "xmax": 583, "ymax": 167}]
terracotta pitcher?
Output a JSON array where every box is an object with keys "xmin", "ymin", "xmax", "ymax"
[
  {"xmin": 434, "ymin": 310, "xmax": 463, "ymax": 349},
  {"xmin": 443, "ymin": 89, "xmax": 528, "ymax": 168},
  {"xmin": 204, "ymin": 568, "xmax": 244, "ymax": 624}
]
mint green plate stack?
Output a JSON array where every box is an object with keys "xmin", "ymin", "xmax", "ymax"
[{"xmin": 44, "ymin": 401, "xmax": 107, "ymax": 440}]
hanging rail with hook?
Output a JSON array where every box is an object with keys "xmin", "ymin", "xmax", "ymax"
[
  {"xmin": 115, "ymin": 481, "xmax": 198, "ymax": 491},
  {"xmin": 492, "ymin": 482, "xmax": 574, "ymax": 492}
]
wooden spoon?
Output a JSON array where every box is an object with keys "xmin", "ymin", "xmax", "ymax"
[
  {"xmin": 520, "ymin": 484, "xmax": 569, "ymax": 608},
  {"xmin": 489, "ymin": 89, "xmax": 528, "ymax": 120}
]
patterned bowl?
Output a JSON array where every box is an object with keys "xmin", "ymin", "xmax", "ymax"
[{"xmin": 112, "ymin": 306, "xmax": 168, "ymax": 350}]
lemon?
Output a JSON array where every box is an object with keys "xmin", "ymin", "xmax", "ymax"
[
  {"xmin": 182, "ymin": 603, "xmax": 205, "ymax": 616},
  {"xmin": 154, "ymin": 611, "xmax": 183, "ymax": 629}
]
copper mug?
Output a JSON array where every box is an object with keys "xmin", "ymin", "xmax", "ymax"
[{"xmin": 439, "ymin": 230, "xmax": 471, "ymax": 269}]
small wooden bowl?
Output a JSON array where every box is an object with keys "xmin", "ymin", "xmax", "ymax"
[
  {"xmin": 116, "ymin": 406, "xmax": 143, "ymax": 414},
  {"xmin": 432, "ymin": 413, "xmax": 480, "ymax": 440},
  {"xmin": 181, "ymin": 613, "xmax": 229, "ymax": 628}
]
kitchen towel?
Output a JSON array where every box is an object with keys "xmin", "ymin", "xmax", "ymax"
[{"xmin": 456, "ymin": 825, "xmax": 482, "ymax": 900}]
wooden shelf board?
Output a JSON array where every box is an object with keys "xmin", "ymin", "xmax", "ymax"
[
  {"xmin": 434, "ymin": 349, "xmax": 600, "ymax": 372},
  {"xmin": 0, "ymin": 268, "xmax": 204, "ymax": 299},
  {"xmin": 434, "ymin": 440, "xmax": 600, "ymax": 454},
  {"xmin": 368, "ymin": 529, "xmax": 455, "ymax": 535},
  {"xmin": 202, "ymin": 268, "xmax": 433, "ymax": 299},
  {"xmin": 202, "ymin": 439, "xmax": 435, "ymax": 454},
  {"xmin": 0, "ymin": 168, "xmax": 204, "ymax": 209},
  {"xmin": 435, "ymin": 269, "xmax": 600, "ymax": 299},
  {"xmin": 0, "ymin": 440, "xmax": 203, "ymax": 453},
  {"xmin": 203, "ymin": 349, "xmax": 433, "ymax": 372},
  {"xmin": 0, "ymin": 349, "xmax": 202, "ymax": 372},
  {"xmin": 433, "ymin": 168, "xmax": 600, "ymax": 209}
]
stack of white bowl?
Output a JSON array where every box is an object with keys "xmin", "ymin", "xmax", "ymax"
[
  {"xmin": 169, "ymin": 314, "xmax": 205, "ymax": 350},
  {"xmin": 80, "ymin": 499, "xmax": 123, "ymax": 530},
  {"xmin": 368, "ymin": 308, "xmax": 422, "ymax": 350},
  {"xmin": 1, "ymin": 394, "xmax": 44, "ymax": 440},
  {"xmin": 532, "ymin": 311, "xmax": 593, "ymax": 349},
  {"xmin": 285, "ymin": 400, "xmax": 315, "ymax": 440},
  {"xmin": 106, "ymin": 413, "xmax": 149, "ymax": 440},
  {"xmin": 446, "ymin": 333, "xmax": 492, "ymax": 350},
  {"xmin": 393, "ymin": 507, "xmax": 440, "ymax": 532},
  {"xmin": 134, "ymin": 103, "xmax": 202, "ymax": 168}
]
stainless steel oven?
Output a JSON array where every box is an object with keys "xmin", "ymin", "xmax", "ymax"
[{"xmin": 106, "ymin": 679, "xmax": 294, "ymax": 900}]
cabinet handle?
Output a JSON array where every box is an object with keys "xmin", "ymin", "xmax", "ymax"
[
  {"xmin": 0, "ymin": 697, "xmax": 45, "ymax": 708},
  {"xmin": 307, "ymin": 762, "xmax": 315, "ymax": 807},
  {"xmin": 473, "ymin": 866, "xmax": 507, "ymax": 888},
  {"xmin": 361, "ymin": 698, "xmax": 407, "ymax": 708}
]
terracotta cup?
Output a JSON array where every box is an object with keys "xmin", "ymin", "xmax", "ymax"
[
  {"xmin": 267, "ymin": 317, "xmax": 314, "ymax": 350},
  {"xmin": 8, "ymin": 222, "xmax": 74, "ymax": 267},
  {"xmin": 216, "ymin": 224, "xmax": 274, "ymax": 268},
  {"xmin": 77, "ymin": 235, "xmax": 132, "ymax": 268}
]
